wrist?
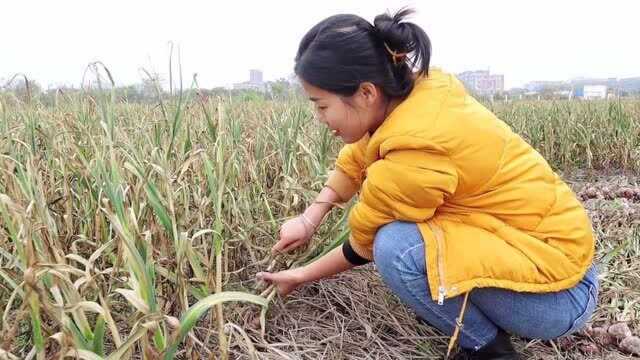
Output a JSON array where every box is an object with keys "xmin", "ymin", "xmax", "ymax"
[
  {"xmin": 302, "ymin": 205, "xmax": 325, "ymax": 229},
  {"xmin": 299, "ymin": 213, "xmax": 318, "ymax": 237}
]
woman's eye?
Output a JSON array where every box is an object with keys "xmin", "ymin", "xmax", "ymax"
[{"xmin": 318, "ymin": 106, "xmax": 327, "ymax": 111}]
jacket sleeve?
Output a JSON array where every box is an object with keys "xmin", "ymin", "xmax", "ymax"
[
  {"xmin": 347, "ymin": 149, "xmax": 458, "ymax": 261},
  {"xmin": 324, "ymin": 139, "xmax": 368, "ymax": 202}
]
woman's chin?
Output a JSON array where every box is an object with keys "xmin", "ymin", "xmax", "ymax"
[
  {"xmin": 341, "ymin": 133, "xmax": 365, "ymax": 144},
  {"xmin": 340, "ymin": 135, "xmax": 354, "ymax": 144}
]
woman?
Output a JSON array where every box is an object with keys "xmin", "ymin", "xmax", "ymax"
[{"xmin": 256, "ymin": 9, "xmax": 598, "ymax": 360}]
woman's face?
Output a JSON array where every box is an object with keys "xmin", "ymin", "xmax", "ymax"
[{"xmin": 301, "ymin": 80, "xmax": 386, "ymax": 144}]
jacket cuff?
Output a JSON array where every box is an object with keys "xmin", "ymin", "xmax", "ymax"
[
  {"xmin": 342, "ymin": 237, "xmax": 373, "ymax": 265},
  {"xmin": 324, "ymin": 169, "xmax": 360, "ymax": 202}
]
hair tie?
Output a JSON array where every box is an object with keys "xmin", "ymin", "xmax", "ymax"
[{"xmin": 383, "ymin": 42, "xmax": 408, "ymax": 65}]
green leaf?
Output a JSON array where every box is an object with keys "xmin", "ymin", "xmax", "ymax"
[
  {"xmin": 29, "ymin": 296, "xmax": 45, "ymax": 354},
  {"xmin": 163, "ymin": 292, "xmax": 268, "ymax": 360},
  {"xmin": 63, "ymin": 315, "xmax": 92, "ymax": 350},
  {"xmin": 145, "ymin": 182, "xmax": 174, "ymax": 240},
  {"xmin": 92, "ymin": 316, "xmax": 106, "ymax": 356},
  {"xmin": 105, "ymin": 320, "xmax": 158, "ymax": 360}
]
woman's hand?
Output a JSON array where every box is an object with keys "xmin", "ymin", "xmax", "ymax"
[
  {"xmin": 271, "ymin": 187, "xmax": 341, "ymax": 255},
  {"xmin": 257, "ymin": 246, "xmax": 357, "ymax": 298},
  {"xmin": 270, "ymin": 215, "xmax": 315, "ymax": 254},
  {"xmin": 256, "ymin": 268, "xmax": 305, "ymax": 297}
]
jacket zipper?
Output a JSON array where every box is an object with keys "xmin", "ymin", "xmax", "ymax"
[{"xmin": 428, "ymin": 222, "xmax": 448, "ymax": 305}]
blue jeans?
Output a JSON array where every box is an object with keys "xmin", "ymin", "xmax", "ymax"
[{"xmin": 373, "ymin": 221, "xmax": 599, "ymax": 351}]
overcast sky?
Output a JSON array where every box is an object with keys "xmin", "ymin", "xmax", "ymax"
[{"xmin": 1, "ymin": 0, "xmax": 638, "ymax": 89}]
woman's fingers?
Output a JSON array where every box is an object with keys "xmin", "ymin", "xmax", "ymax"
[
  {"xmin": 271, "ymin": 238, "xmax": 293, "ymax": 254},
  {"xmin": 280, "ymin": 238, "xmax": 306, "ymax": 253},
  {"xmin": 256, "ymin": 270, "xmax": 302, "ymax": 297},
  {"xmin": 256, "ymin": 271, "xmax": 276, "ymax": 282},
  {"xmin": 271, "ymin": 237, "xmax": 307, "ymax": 255}
]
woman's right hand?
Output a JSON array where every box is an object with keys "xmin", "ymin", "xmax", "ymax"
[
  {"xmin": 256, "ymin": 268, "xmax": 306, "ymax": 297},
  {"xmin": 271, "ymin": 215, "xmax": 315, "ymax": 254}
]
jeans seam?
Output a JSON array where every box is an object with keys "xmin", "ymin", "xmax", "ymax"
[
  {"xmin": 559, "ymin": 283, "xmax": 597, "ymax": 337},
  {"xmin": 399, "ymin": 242, "xmax": 424, "ymax": 263},
  {"xmin": 394, "ymin": 250, "xmax": 491, "ymax": 348}
]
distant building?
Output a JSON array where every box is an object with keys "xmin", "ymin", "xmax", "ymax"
[
  {"xmin": 249, "ymin": 69, "xmax": 263, "ymax": 84},
  {"xmin": 234, "ymin": 69, "xmax": 266, "ymax": 92},
  {"xmin": 457, "ymin": 70, "xmax": 504, "ymax": 95},
  {"xmin": 233, "ymin": 82, "xmax": 264, "ymax": 91},
  {"xmin": 513, "ymin": 75, "xmax": 639, "ymax": 99},
  {"xmin": 569, "ymin": 77, "xmax": 616, "ymax": 98},
  {"xmin": 554, "ymin": 90, "xmax": 572, "ymax": 98},
  {"xmin": 523, "ymin": 81, "xmax": 566, "ymax": 92},
  {"xmin": 619, "ymin": 77, "xmax": 640, "ymax": 94},
  {"xmin": 583, "ymin": 85, "xmax": 607, "ymax": 100},
  {"xmin": 570, "ymin": 77, "xmax": 617, "ymax": 88}
]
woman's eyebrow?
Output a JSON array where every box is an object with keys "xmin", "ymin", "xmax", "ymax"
[{"xmin": 309, "ymin": 97, "xmax": 320, "ymax": 102}]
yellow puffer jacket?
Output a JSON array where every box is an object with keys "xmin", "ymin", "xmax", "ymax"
[{"xmin": 325, "ymin": 68, "xmax": 595, "ymax": 303}]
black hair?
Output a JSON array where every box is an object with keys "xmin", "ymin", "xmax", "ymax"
[{"xmin": 294, "ymin": 8, "xmax": 431, "ymax": 99}]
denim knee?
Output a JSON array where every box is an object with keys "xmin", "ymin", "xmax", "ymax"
[
  {"xmin": 373, "ymin": 223, "xmax": 395, "ymax": 275},
  {"xmin": 373, "ymin": 221, "xmax": 422, "ymax": 276}
]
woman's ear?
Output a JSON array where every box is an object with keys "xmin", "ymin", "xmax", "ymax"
[{"xmin": 357, "ymin": 82, "xmax": 380, "ymax": 105}]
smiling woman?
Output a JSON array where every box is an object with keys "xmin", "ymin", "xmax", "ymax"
[
  {"xmin": 301, "ymin": 80, "xmax": 402, "ymax": 143},
  {"xmin": 292, "ymin": 8, "xmax": 430, "ymax": 144},
  {"xmin": 257, "ymin": 8, "xmax": 598, "ymax": 360}
]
